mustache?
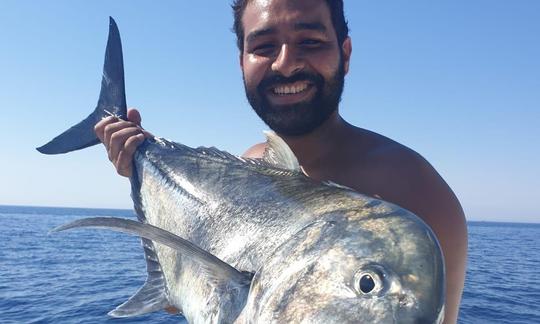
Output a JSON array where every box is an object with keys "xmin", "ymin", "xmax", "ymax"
[{"xmin": 258, "ymin": 72, "xmax": 323, "ymax": 90}]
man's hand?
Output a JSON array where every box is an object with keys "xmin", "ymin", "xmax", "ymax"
[{"xmin": 94, "ymin": 108, "xmax": 151, "ymax": 177}]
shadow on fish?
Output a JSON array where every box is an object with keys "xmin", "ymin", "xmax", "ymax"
[{"xmin": 38, "ymin": 17, "xmax": 445, "ymax": 324}]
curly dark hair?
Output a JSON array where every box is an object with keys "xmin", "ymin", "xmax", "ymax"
[{"xmin": 231, "ymin": 0, "xmax": 349, "ymax": 52}]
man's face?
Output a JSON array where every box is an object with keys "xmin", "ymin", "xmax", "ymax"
[{"xmin": 240, "ymin": 0, "xmax": 351, "ymax": 136}]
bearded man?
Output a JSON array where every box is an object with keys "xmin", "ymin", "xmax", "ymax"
[{"xmin": 95, "ymin": 1, "xmax": 467, "ymax": 322}]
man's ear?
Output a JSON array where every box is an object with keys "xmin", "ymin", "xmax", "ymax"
[{"xmin": 342, "ymin": 37, "xmax": 352, "ymax": 75}]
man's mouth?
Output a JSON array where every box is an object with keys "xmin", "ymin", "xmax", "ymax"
[
  {"xmin": 265, "ymin": 80, "xmax": 315, "ymax": 106},
  {"xmin": 272, "ymin": 81, "xmax": 310, "ymax": 95}
]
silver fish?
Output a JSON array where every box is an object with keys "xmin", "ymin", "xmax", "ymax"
[{"xmin": 38, "ymin": 18, "xmax": 445, "ymax": 323}]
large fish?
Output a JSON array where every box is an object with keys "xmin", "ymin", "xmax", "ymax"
[{"xmin": 38, "ymin": 18, "xmax": 445, "ymax": 323}]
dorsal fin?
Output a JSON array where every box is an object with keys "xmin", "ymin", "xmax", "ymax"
[{"xmin": 262, "ymin": 131, "xmax": 301, "ymax": 171}]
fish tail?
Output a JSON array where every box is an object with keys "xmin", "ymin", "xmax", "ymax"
[{"xmin": 36, "ymin": 17, "xmax": 127, "ymax": 155}]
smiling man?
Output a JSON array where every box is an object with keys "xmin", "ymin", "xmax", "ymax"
[
  {"xmin": 239, "ymin": 0, "xmax": 347, "ymax": 137},
  {"xmin": 95, "ymin": 1, "xmax": 467, "ymax": 322}
]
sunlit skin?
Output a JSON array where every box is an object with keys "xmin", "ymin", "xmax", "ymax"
[
  {"xmin": 241, "ymin": 0, "xmax": 348, "ymax": 106},
  {"xmin": 94, "ymin": 0, "xmax": 467, "ymax": 322}
]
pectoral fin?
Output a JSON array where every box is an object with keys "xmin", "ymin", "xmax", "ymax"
[{"xmin": 51, "ymin": 217, "xmax": 252, "ymax": 288}]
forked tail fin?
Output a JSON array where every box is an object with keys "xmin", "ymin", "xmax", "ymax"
[{"xmin": 37, "ymin": 17, "xmax": 127, "ymax": 154}]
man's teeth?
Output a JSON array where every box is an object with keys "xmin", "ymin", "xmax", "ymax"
[{"xmin": 273, "ymin": 83, "xmax": 308, "ymax": 95}]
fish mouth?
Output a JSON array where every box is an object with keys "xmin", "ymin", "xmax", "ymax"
[{"xmin": 392, "ymin": 293, "xmax": 444, "ymax": 324}]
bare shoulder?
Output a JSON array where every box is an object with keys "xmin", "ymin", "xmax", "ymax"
[
  {"xmin": 360, "ymin": 129, "xmax": 467, "ymax": 246},
  {"xmin": 242, "ymin": 142, "xmax": 267, "ymax": 158},
  {"xmin": 369, "ymin": 134, "xmax": 465, "ymax": 227},
  {"xmin": 353, "ymin": 129, "xmax": 461, "ymax": 213}
]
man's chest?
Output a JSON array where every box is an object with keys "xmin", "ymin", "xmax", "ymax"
[{"xmin": 307, "ymin": 162, "xmax": 416, "ymax": 210}]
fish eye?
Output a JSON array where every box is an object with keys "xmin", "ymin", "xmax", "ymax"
[
  {"xmin": 353, "ymin": 265, "xmax": 386, "ymax": 296},
  {"xmin": 359, "ymin": 274, "xmax": 375, "ymax": 293}
]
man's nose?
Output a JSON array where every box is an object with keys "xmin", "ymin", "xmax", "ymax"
[{"xmin": 271, "ymin": 44, "xmax": 304, "ymax": 77}]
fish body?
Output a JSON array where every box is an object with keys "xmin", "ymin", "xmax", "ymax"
[{"xmin": 39, "ymin": 18, "xmax": 445, "ymax": 323}]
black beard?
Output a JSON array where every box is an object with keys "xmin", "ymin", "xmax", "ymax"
[{"xmin": 244, "ymin": 62, "xmax": 345, "ymax": 136}]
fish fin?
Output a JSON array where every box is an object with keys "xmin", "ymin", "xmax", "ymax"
[
  {"xmin": 107, "ymin": 237, "xmax": 180, "ymax": 317},
  {"xmin": 262, "ymin": 131, "xmax": 301, "ymax": 172},
  {"xmin": 51, "ymin": 217, "xmax": 252, "ymax": 288},
  {"xmin": 37, "ymin": 17, "xmax": 127, "ymax": 154},
  {"xmin": 108, "ymin": 240, "xmax": 170, "ymax": 317}
]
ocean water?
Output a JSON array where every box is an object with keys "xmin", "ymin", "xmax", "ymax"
[{"xmin": 0, "ymin": 205, "xmax": 538, "ymax": 323}]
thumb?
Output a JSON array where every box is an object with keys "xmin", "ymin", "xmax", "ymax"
[
  {"xmin": 127, "ymin": 108, "xmax": 142, "ymax": 126},
  {"xmin": 127, "ymin": 107, "xmax": 153, "ymax": 138}
]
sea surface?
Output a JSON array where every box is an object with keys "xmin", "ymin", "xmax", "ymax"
[{"xmin": 0, "ymin": 205, "xmax": 539, "ymax": 323}]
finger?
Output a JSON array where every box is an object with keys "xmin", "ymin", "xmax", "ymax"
[
  {"xmin": 126, "ymin": 108, "xmax": 153, "ymax": 138},
  {"xmin": 126, "ymin": 108, "xmax": 153, "ymax": 137},
  {"xmin": 127, "ymin": 108, "xmax": 142, "ymax": 126},
  {"xmin": 115, "ymin": 150, "xmax": 131, "ymax": 177},
  {"xmin": 115, "ymin": 133, "xmax": 145, "ymax": 177},
  {"xmin": 103, "ymin": 120, "xmax": 139, "ymax": 152},
  {"xmin": 108, "ymin": 127, "xmax": 144, "ymax": 163},
  {"xmin": 94, "ymin": 116, "xmax": 119, "ymax": 143}
]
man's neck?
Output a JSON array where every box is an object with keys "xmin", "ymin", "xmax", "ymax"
[{"xmin": 278, "ymin": 111, "xmax": 352, "ymax": 172}]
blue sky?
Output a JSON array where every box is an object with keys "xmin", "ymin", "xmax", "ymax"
[{"xmin": 0, "ymin": 1, "xmax": 538, "ymax": 222}]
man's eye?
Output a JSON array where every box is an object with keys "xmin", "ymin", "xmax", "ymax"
[
  {"xmin": 252, "ymin": 44, "xmax": 275, "ymax": 55},
  {"xmin": 300, "ymin": 39, "xmax": 321, "ymax": 46}
]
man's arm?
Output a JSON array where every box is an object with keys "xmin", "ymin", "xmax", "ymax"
[
  {"xmin": 412, "ymin": 162, "xmax": 467, "ymax": 324},
  {"xmin": 383, "ymin": 152, "xmax": 468, "ymax": 324}
]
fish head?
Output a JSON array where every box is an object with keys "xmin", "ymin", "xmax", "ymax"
[{"xmin": 238, "ymin": 209, "xmax": 445, "ymax": 323}]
